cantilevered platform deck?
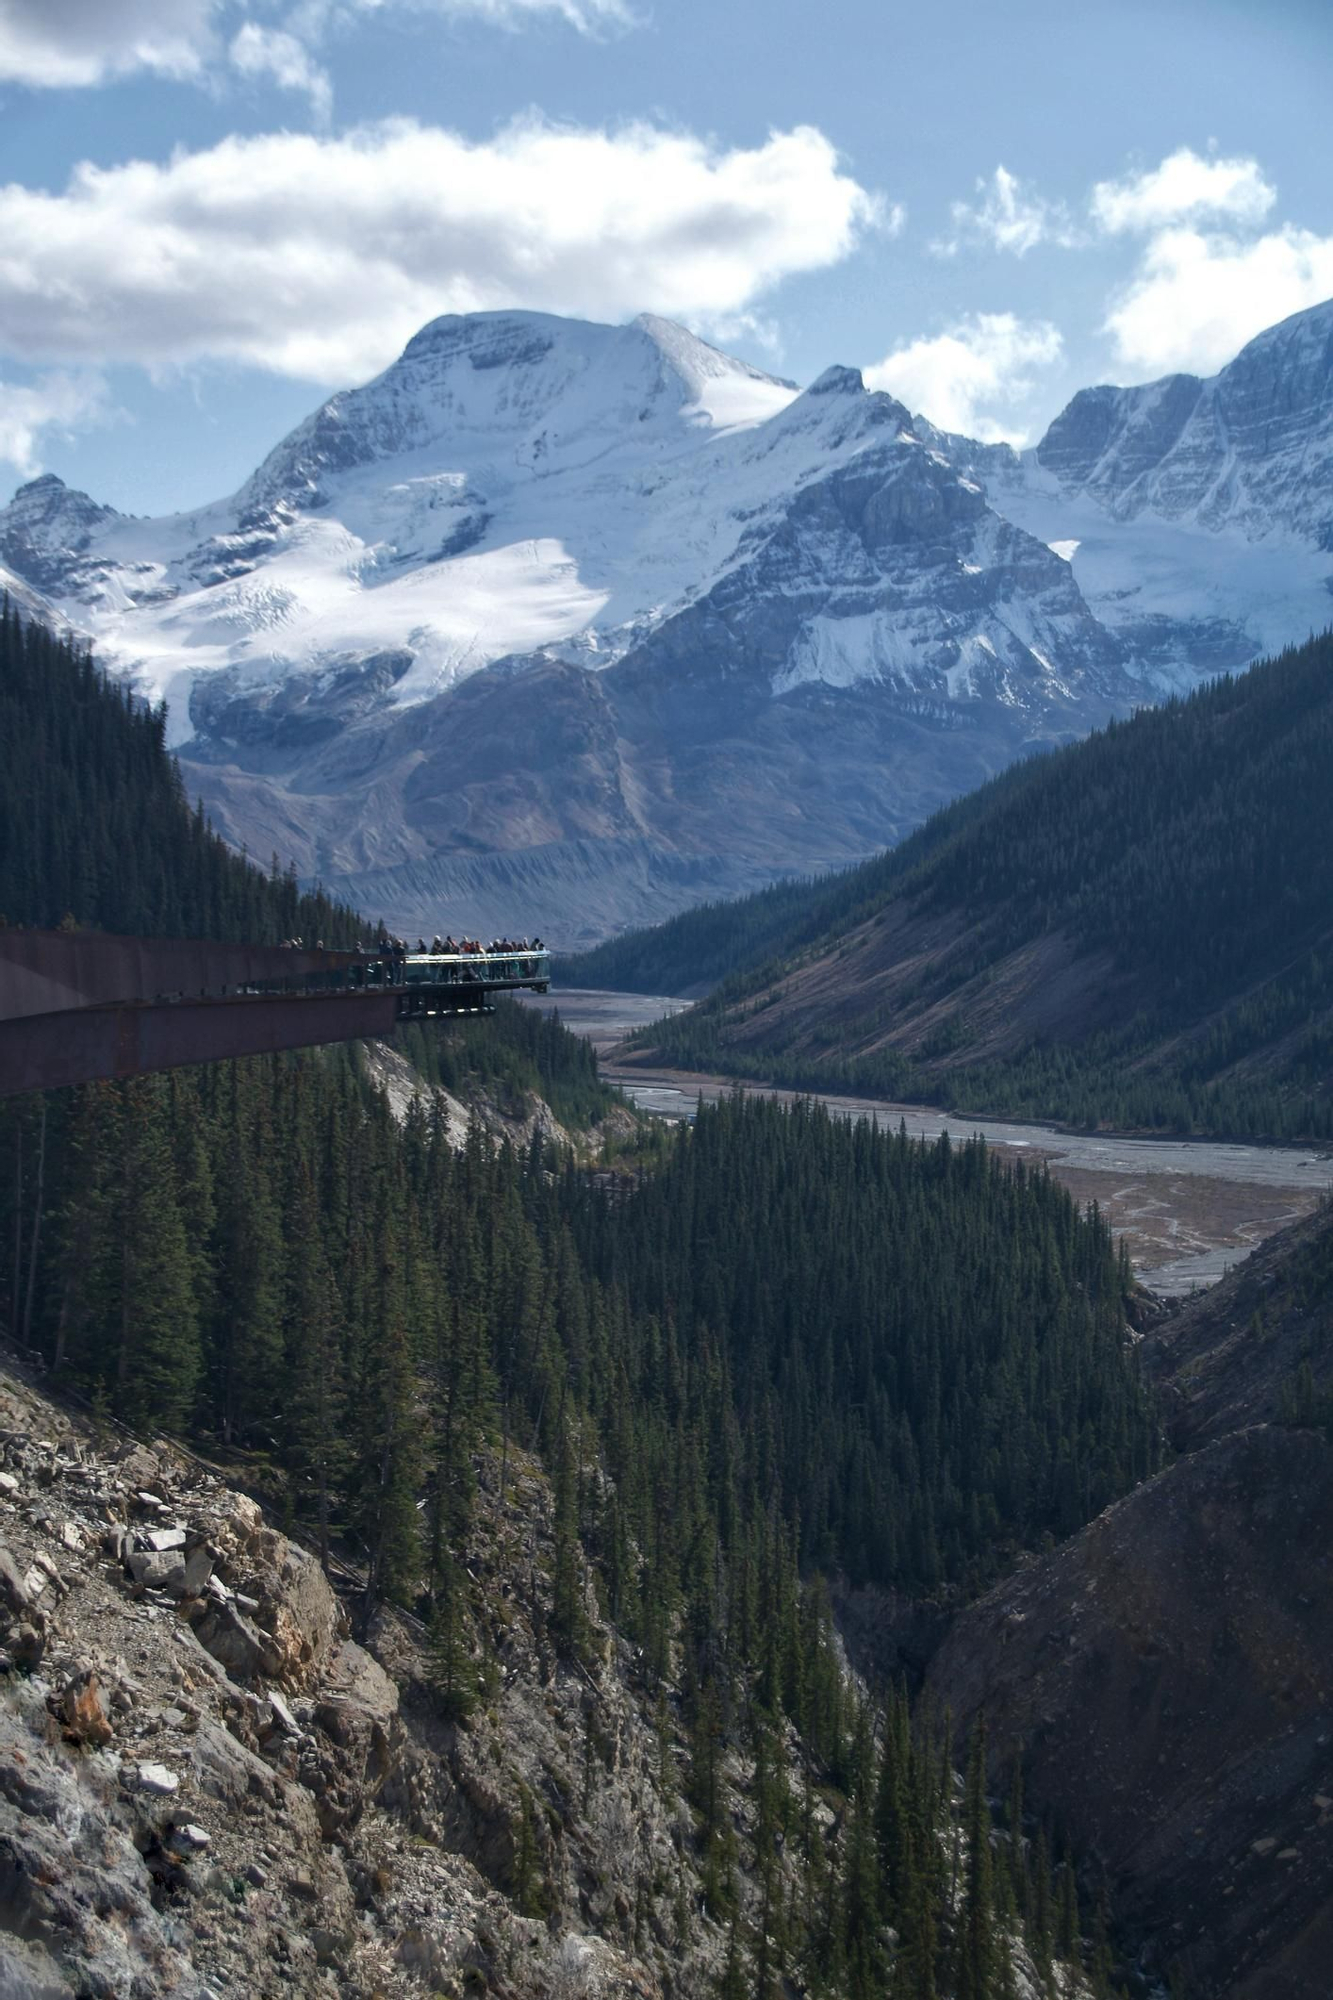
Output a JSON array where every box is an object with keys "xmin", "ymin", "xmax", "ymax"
[{"xmin": 0, "ymin": 931, "xmax": 550, "ymax": 1096}]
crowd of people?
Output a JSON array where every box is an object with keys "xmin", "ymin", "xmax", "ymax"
[
  {"xmin": 281, "ymin": 931, "xmax": 546, "ymax": 957},
  {"xmin": 369, "ymin": 927, "xmax": 544, "ymax": 957}
]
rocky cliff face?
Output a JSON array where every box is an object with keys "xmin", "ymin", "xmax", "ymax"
[
  {"xmin": 1032, "ymin": 301, "xmax": 1333, "ymax": 548},
  {"xmin": 926, "ymin": 1207, "xmax": 1333, "ymax": 2000},
  {"xmin": 956, "ymin": 298, "xmax": 1333, "ymax": 694},
  {"xmin": 0, "ymin": 1353, "xmax": 740, "ymax": 1999}
]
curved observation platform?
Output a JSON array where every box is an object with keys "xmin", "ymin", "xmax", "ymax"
[{"xmin": 0, "ymin": 930, "xmax": 550, "ymax": 1096}]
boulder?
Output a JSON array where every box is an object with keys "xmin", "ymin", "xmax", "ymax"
[
  {"xmin": 192, "ymin": 1599, "xmax": 279, "ymax": 1682},
  {"xmin": 127, "ymin": 1549, "xmax": 188, "ymax": 1593},
  {"xmin": 254, "ymin": 1543, "xmax": 339, "ymax": 1687}
]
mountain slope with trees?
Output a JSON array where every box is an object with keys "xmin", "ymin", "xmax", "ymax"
[
  {"xmin": 0, "ymin": 606, "xmax": 1136, "ymax": 1996},
  {"xmin": 619, "ymin": 628, "xmax": 1333, "ymax": 1138}
]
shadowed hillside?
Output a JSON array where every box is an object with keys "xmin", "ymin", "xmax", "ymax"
[{"xmin": 617, "ymin": 629, "xmax": 1333, "ymax": 1138}]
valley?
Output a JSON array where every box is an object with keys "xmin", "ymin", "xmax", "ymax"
[
  {"xmin": 6, "ymin": 0, "xmax": 1333, "ymax": 1988},
  {"xmin": 524, "ymin": 988, "xmax": 1333, "ymax": 1293},
  {"xmin": 3, "ymin": 216, "xmax": 1333, "ymax": 2000}
]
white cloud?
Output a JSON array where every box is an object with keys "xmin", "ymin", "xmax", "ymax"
[
  {"xmin": 1091, "ymin": 147, "xmax": 1276, "ymax": 235},
  {"xmin": 1104, "ymin": 223, "xmax": 1333, "ymax": 376},
  {"xmin": 0, "ymin": 119, "xmax": 882, "ymax": 384},
  {"xmin": 937, "ymin": 166, "xmax": 1079, "ymax": 258},
  {"xmin": 0, "ymin": 372, "xmax": 111, "ymax": 478},
  {"xmin": 0, "ymin": 0, "xmax": 629, "ymax": 95},
  {"xmin": 229, "ymin": 23, "xmax": 331, "ymax": 118},
  {"xmin": 864, "ymin": 313, "xmax": 1063, "ymax": 442},
  {"xmin": 0, "ymin": 0, "xmax": 221, "ymax": 86},
  {"xmin": 347, "ymin": 0, "xmax": 632, "ymax": 25}
]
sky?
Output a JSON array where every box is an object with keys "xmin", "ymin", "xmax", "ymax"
[{"xmin": 1, "ymin": 0, "xmax": 1331, "ymax": 515}]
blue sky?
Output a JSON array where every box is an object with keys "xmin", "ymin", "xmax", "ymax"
[{"xmin": 1, "ymin": 0, "xmax": 1330, "ymax": 513}]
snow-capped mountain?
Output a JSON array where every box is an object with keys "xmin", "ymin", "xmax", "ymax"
[
  {"xmin": 935, "ymin": 298, "xmax": 1333, "ymax": 689},
  {"xmin": 1, "ymin": 301, "xmax": 1329, "ymax": 942}
]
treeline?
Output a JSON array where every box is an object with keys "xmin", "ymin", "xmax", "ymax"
[
  {"xmin": 0, "ymin": 598, "xmax": 360, "ymax": 944},
  {"xmin": 627, "ymin": 631, "xmax": 1333, "ymax": 1138}
]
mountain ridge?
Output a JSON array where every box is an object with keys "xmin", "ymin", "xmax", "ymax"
[{"xmin": 3, "ymin": 299, "xmax": 1331, "ymax": 940}]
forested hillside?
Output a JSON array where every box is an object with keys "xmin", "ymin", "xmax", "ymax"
[
  {"xmin": 0, "ymin": 605, "xmax": 1137, "ymax": 1994},
  {"xmin": 0, "ymin": 594, "xmax": 361, "ymax": 944},
  {"xmin": 623, "ymin": 630, "xmax": 1333, "ymax": 1138}
]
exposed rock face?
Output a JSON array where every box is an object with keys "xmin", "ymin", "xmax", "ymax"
[
  {"xmin": 1145, "ymin": 1206, "xmax": 1333, "ymax": 1450},
  {"xmin": 1033, "ymin": 301, "xmax": 1333, "ymax": 547},
  {"xmin": 927, "ymin": 1423, "xmax": 1333, "ymax": 2000},
  {"xmin": 0, "ymin": 473, "xmax": 123, "ymax": 597},
  {"xmin": 944, "ymin": 298, "xmax": 1333, "ymax": 697},
  {"xmin": 0, "ymin": 1352, "xmax": 809, "ymax": 1998}
]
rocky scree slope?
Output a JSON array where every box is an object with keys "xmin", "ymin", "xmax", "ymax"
[
  {"xmin": 0, "ymin": 1355, "xmax": 745, "ymax": 1999},
  {"xmin": 926, "ymin": 1203, "xmax": 1333, "ymax": 2000}
]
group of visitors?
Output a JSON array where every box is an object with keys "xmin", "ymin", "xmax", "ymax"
[
  {"xmin": 367, "ymin": 926, "xmax": 544, "ymax": 957},
  {"xmin": 423, "ymin": 934, "xmax": 544, "ymax": 955}
]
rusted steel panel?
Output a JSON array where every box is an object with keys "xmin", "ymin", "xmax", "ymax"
[
  {"xmin": 0, "ymin": 929, "xmax": 364, "ymax": 1024},
  {"xmin": 0, "ymin": 992, "xmax": 401, "ymax": 1097}
]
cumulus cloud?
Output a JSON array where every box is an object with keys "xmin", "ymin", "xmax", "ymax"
[
  {"xmin": 936, "ymin": 166, "xmax": 1080, "ymax": 258},
  {"xmin": 230, "ymin": 23, "xmax": 331, "ymax": 117},
  {"xmin": 1091, "ymin": 147, "xmax": 1276, "ymax": 234},
  {"xmin": 0, "ymin": 119, "xmax": 882, "ymax": 384},
  {"xmin": 0, "ymin": 372, "xmax": 111, "ymax": 479},
  {"xmin": 864, "ymin": 313, "xmax": 1063, "ymax": 443},
  {"xmin": 0, "ymin": 0, "xmax": 221, "ymax": 86},
  {"xmin": 1104, "ymin": 223, "xmax": 1333, "ymax": 376}
]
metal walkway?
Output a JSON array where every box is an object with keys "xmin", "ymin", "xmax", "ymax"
[{"xmin": 0, "ymin": 930, "xmax": 550, "ymax": 1096}]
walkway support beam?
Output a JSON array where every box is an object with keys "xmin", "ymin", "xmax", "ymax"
[{"xmin": 0, "ymin": 929, "xmax": 549, "ymax": 1097}]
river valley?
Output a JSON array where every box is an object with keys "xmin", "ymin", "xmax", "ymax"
[{"xmin": 524, "ymin": 988, "xmax": 1333, "ymax": 1295}]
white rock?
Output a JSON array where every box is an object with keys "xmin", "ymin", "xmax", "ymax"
[
  {"xmin": 0, "ymin": 1472, "xmax": 19, "ymax": 1497},
  {"xmin": 267, "ymin": 1690, "xmax": 300, "ymax": 1736},
  {"xmin": 142, "ymin": 1527, "xmax": 187, "ymax": 1553},
  {"xmin": 169, "ymin": 1822, "xmax": 211, "ymax": 1852},
  {"xmin": 137, "ymin": 1762, "xmax": 179, "ymax": 1795}
]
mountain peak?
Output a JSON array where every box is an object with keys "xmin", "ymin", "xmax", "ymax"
[
  {"xmin": 808, "ymin": 364, "xmax": 865, "ymax": 397},
  {"xmin": 1030, "ymin": 292, "xmax": 1333, "ymax": 548},
  {"xmin": 2, "ymin": 471, "xmax": 117, "ymax": 551}
]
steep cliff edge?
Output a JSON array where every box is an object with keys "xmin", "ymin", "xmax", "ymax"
[
  {"xmin": 927, "ymin": 1204, "xmax": 1333, "ymax": 2000},
  {"xmin": 0, "ymin": 1355, "xmax": 726, "ymax": 1999}
]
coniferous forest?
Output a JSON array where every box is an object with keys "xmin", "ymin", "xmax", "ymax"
[
  {"xmin": 0, "ymin": 609, "xmax": 1146, "ymax": 1994},
  {"xmin": 0, "ymin": 597, "xmax": 361, "ymax": 945}
]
